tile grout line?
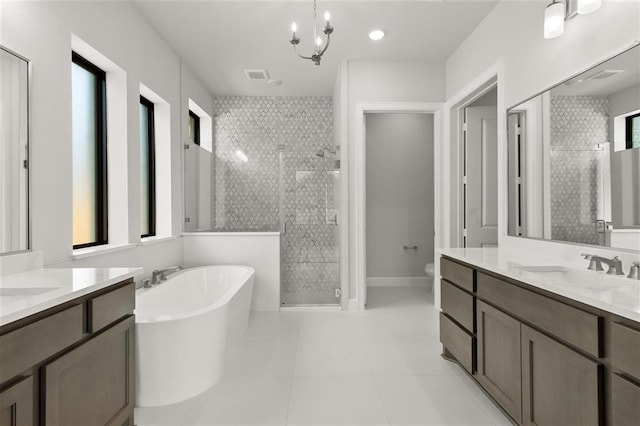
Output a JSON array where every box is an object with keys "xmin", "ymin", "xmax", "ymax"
[
  {"xmin": 283, "ymin": 313, "xmax": 302, "ymax": 426},
  {"xmin": 371, "ymin": 375, "xmax": 393, "ymax": 426}
]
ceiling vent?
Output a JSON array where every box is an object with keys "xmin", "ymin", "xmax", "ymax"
[
  {"xmin": 244, "ymin": 69, "xmax": 270, "ymax": 81},
  {"xmin": 588, "ymin": 69, "xmax": 624, "ymax": 80}
]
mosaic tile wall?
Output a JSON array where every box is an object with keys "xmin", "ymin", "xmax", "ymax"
[
  {"xmin": 212, "ymin": 96, "xmax": 339, "ymax": 305},
  {"xmin": 550, "ymin": 96, "xmax": 609, "ymax": 245}
]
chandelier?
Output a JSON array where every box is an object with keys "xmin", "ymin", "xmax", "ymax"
[{"xmin": 289, "ymin": 0, "xmax": 334, "ymax": 66}]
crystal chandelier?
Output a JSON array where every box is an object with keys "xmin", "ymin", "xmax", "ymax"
[{"xmin": 289, "ymin": 0, "xmax": 334, "ymax": 66}]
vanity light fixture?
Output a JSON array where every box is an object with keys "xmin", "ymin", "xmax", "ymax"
[
  {"xmin": 544, "ymin": 1, "xmax": 566, "ymax": 39},
  {"xmin": 577, "ymin": 0, "xmax": 601, "ymax": 15},
  {"xmin": 368, "ymin": 29, "xmax": 385, "ymax": 41},
  {"xmin": 289, "ymin": 0, "xmax": 333, "ymax": 66},
  {"xmin": 544, "ymin": 0, "xmax": 602, "ymax": 39}
]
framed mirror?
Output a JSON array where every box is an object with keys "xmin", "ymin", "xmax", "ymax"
[
  {"xmin": 507, "ymin": 44, "xmax": 640, "ymax": 251},
  {"xmin": 0, "ymin": 45, "xmax": 30, "ymax": 254}
]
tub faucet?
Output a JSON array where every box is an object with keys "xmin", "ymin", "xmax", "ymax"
[
  {"xmin": 151, "ymin": 266, "xmax": 183, "ymax": 285},
  {"xmin": 581, "ymin": 254, "xmax": 624, "ymax": 275}
]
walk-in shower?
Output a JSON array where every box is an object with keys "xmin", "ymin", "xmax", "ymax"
[{"xmin": 184, "ymin": 96, "xmax": 340, "ymax": 307}]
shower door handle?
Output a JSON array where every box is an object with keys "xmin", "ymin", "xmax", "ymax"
[{"xmin": 281, "ymin": 222, "xmax": 286, "ymax": 235}]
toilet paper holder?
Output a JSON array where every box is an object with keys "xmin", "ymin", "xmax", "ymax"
[{"xmin": 403, "ymin": 245, "xmax": 418, "ymax": 251}]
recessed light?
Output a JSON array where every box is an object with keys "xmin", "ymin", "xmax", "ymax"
[
  {"xmin": 268, "ymin": 79, "xmax": 283, "ymax": 86},
  {"xmin": 368, "ymin": 29, "xmax": 385, "ymax": 41}
]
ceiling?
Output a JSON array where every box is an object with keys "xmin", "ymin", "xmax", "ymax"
[{"xmin": 132, "ymin": 0, "xmax": 498, "ymax": 97}]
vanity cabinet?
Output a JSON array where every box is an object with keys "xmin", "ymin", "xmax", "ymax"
[
  {"xmin": 439, "ymin": 258, "xmax": 476, "ymax": 374},
  {"xmin": 521, "ymin": 324, "xmax": 601, "ymax": 426},
  {"xmin": 0, "ymin": 376, "xmax": 33, "ymax": 426},
  {"xmin": 0, "ymin": 279, "xmax": 135, "ymax": 426},
  {"xmin": 43, "ymin": 316, "xmax": 134, "ymax": 426},
  {"xmin": 439, "ymin": 255, "xmax": 640, "ymax": 426},
  {"xmin": 610, "ymin": 321, "xmax": 640, "ymax": 425},
  {"xmin": 476, "ymin": 301, "xmax": 522, "ymax": 424}
]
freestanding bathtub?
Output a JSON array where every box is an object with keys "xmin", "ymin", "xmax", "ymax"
[{"xmin": 135, "ymin": 265, "xmax": 255, "ymax": 407}]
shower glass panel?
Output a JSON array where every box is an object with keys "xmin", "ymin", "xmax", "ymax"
[
  {"xmin": 281, "ymin": 154, "xmax": 340, "ymax": 306},
  {"xmin": 211, "ymin": 97, "xmax": 339, "ymax": 306}
]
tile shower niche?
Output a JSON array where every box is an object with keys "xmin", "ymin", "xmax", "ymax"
[{"xmin": 200, "ymin": 96, "xmax": 340, "ymax": 306}]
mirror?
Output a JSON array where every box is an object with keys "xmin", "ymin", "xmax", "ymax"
[
  {"xmin": 0, "ymin": 46, "xmax": 30, "ymax": 254},
  {"xmin": 508, "ymin": 44, "xmax": 640, "ymax": 251}
]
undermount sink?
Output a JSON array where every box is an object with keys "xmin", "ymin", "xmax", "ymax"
[
  {"xmin": 515, "ymin": 265, "xmax": 631, "ymax": 292},
  {"xmin": 0, "ymin": 287, "xmax": 60, "ymax": 297}
]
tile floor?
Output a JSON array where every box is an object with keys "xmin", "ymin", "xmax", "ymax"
[{"xmin": 136, "ymin": 287, "xmax": 512, "ymax": 426}]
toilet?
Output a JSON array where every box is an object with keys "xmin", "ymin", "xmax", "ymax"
[
  {"xmin": 425, "ymin": 262, "xmax": 435, "ymax": 289},
  {"xmin": 424, "ymin": 262, "xmax": 435, "ymax": 278}
]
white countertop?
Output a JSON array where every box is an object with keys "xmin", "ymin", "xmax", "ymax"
[
  {"xmin": 0, "ymin": 267, "xmax": 143, "ymax": 327},
  {"xmin": 439, "ymin": 248, "xmax": 640, "ymax": 323}
]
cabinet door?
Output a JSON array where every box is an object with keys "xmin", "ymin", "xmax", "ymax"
[
  {"xmin": 522, "ymin": 324, "xmax": 601, "ymax": 426},
  {"xmin": 43, "ymin": 316, "xmax": 134, "ymax": 426},
  {"xmin": 0, "ymin": 376, "xmax": 32, "ymax": 426},
  {"xmin": 476, "ymin": 301, "xmax": 522, "ymax": 424},
  {"xmin": 611, "ymin": 373, "xmax": 640, "ymax": 425}
]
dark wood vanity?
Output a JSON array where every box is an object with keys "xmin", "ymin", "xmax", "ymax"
[
  {"xmin": 440, "ymin": 256, "xmax": 640, "ymax": 425},
  {"xmin": 0, "ymin": 279, "xmax": 135, "ymax": 426}
]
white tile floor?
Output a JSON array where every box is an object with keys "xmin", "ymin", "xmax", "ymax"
[{"xmin": 136, "ymin": 287, "xmax": 512, "ymax": 426}]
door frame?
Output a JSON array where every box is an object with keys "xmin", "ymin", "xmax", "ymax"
[
  {"xmin": 354, "ymin": 102, "xmax": 443, "ymax": 311},
  {"xmin": 451, "ymin": 81, "xmax": 499, "ymax": 248}
]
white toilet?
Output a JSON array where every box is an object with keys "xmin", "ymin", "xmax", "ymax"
[
  {"xmin": 425, "ymin": 262, "xmax": 435, "ymax": 288},
  {"xmin": 424, "ymin": 262, "xmax": 435, "ymax": 278}
]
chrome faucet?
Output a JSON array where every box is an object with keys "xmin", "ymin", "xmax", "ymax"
[
  {"xmin": 581, "ymin": 254, "xmax": 624, "ymax": 275},
  {"xmin": 151, "ymin": 266, "xmax": 183, "ymax": 285}
]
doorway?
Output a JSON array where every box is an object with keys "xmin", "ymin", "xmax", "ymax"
[
  {"xmin": 364, "ymin": 113, "xmax": 434, "ymax": 308},
  {"xmin": 353, "ymin": 102, "xmax": 442, "ymax": 310},
  {"xmin": 461, "ymin": 87, "xmax": 498, "ymax": 248}
]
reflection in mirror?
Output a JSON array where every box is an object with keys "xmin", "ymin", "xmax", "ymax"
[
  {"xmin": 0, "ymin": 46, "xmax": 29, "ymax": 254},
  {"xmin": 508, "ymin": 44, "xmax": 640, "ymax": 251}
]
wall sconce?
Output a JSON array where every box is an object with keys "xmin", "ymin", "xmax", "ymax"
[{"xmin": 544, "ymin": 0, "xmax": 602, "ymax": 39}]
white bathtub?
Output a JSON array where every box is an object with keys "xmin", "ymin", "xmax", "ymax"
[{"xmin": 135, "ymin": 265, "xmax": 255, "ymax": 407}]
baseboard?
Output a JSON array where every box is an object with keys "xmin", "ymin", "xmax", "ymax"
[
  {"xmin": 348, "ymin": 298, "xmax": 359, "ymax": 311},
  {"xmin": 367, "ymin": 276, "xmax": 432, "ymax": 288}
]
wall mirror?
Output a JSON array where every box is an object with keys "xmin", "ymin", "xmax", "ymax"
[
  {"xmin": 507, "ymin": 44, "xmax": 640, "ymax": 251},
  {"xmin": 0, "ymin": 45, "xmax": 30, "ymax": 254}
]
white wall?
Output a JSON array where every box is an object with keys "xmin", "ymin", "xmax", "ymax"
[
  {"xmin": 344, "ymin": 61, "xmax": 446, "ymax": 301},
  {"xmin": 182, "ymin": 233, "xmax": 281, "ymax": 311},
  {"xmin": 0, "ymin": 1, "xmax": 214, "ymax": 278},
  {"xmin": 365, "ymin": 113, "xmax": 434, "ymax": 280},
  {"xmin": 441, "ymin": 0, "xmax": 640, "ymax": 289},
  {"xmin": 446, "ymin": 1, "xmax": 640, "ymax": 108}
]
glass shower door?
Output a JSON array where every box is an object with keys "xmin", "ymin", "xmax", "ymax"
[{"xmin": 280, "ymin": 152, "xmax": 340, "ymax": 306}]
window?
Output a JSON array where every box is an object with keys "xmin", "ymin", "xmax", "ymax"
[
  {"xmin": 626, "ymin": 112, "xmax": 640, "ymax": 149},
  {"xmin": 72, "ymin": 52, "xmax": 107, "ymax": 249},
  {"xmin": 188, "ymin": 110, "xmax": 200, "ymax": 146},
  {"xmin": 140, "ymin": 96, "xmax": 156, "ymax": 237}
]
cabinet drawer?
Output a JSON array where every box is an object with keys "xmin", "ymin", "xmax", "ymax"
[
  {"xmin": 441, "ymin": 257, "xmax": 474, "ymax": 293},
  {"xmin": 0, "ymin": 305, "xmax": 83, "ymax": 385},
  {"xmin": 89, "ymin": 282, "xmax": 135, "ymax": 332},
  {"xmin": 612, "ymin": 373, "xmax": 640, "ymax": 425},
  {"xmin": 441, "ymin": 279, "xmax": 474, "ymax": 333},
  {"xmin": 477, "ymin": 272, "xmax": 601, "ymax": 358},
  {"xmin": 611, "ymin": 322, "xmax": 640, "ymax": 380},
  {"xmin": 440, "ymin": 312, "xmax": 474, "ymax": 374}
]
